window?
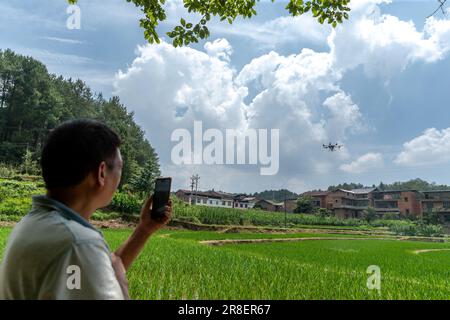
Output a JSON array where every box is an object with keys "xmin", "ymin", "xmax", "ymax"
[
  {"xmin": 222, "ymin": 201, "xmax": 226, "ymax": 206},
  {"xmin": 209, "ymin": 200, "xmax": 213, "ymax": 204},
  {"xmin": 404, "ymin": 197, "xmax": 408, "ymax": 202},
  {"xmin": 244, "ymin": 204, "xmax": 248, "ymax": 208},
  {"xmin": 216, "ymin": 200, "xmax": 219, "ymax": 205},
  {"xmin": 444, "ymin": 202, "xmax": 450, "ymax": 209},
  {"xmin": 203, "ymin": 199, "xmax": 207, "ymax": 204},
  {"xmin": 240, "ymin": 204, "xmax": 243, "ymax": 208}
]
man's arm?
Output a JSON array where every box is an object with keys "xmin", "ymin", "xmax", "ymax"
[{"xmin": 114, "ymin": 196, "xmax": 172, "ymax": 271}]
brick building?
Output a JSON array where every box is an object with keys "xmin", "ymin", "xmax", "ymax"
[
  {"xmin": 421, "ymin": 190, "xmax": 450, "ymax": 222},
  {"xmin": 302, "ymin": 188, "xmax": 424, "ymax": 219}
]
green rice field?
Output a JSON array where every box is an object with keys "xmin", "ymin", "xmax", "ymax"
[{"xmin": 2, "ymin": 227, "xmax": 450, "ymax": 299}]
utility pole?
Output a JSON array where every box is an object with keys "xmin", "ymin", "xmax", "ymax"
[
  {"xmin": 284, "ymin": 190, "xmax": 287, "ymax": 229},
  {"xmin": 189, "ymin": 177, "xmax": 195, "ymax": 205},
  {"xmin": 190, "ymin": 174, "xmax": 200, "ymax": 205}
]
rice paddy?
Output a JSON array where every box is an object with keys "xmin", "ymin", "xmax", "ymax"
[{"xmin": 2, "ymin": 227, "xmax": 449, "ymax": 299}]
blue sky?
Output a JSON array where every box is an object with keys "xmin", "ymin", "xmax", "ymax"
[{"xmin": 1, "ymin": 0, "xmax": 450, "ymax": 193}]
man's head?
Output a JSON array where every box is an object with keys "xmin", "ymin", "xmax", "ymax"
[{"xmin": 41, "ymin": 119, "xmax": 123, "ymax": 209}]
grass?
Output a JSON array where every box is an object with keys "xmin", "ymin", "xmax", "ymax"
[{"xmin": 2, "ymin": 227, "xmax": 449, "ymax": 299}]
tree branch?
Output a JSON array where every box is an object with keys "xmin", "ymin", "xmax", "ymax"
[{"xmin": 427, "ymin": 0, "xmax": 448, "ymax": 18}]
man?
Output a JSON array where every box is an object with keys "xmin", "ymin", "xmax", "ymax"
[{"xmin": 0, "ymin": 119, "xmax": 172, "ymax": 299}]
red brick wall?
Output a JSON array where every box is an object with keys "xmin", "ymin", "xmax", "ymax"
[{"xmin": 398, "ymin": 191, "xmax": 422, "ymax": 217}]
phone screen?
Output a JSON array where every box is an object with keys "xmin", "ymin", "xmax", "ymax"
[{"xmin": 151, "ymin": 177, "xmax": 172, "ymax": 219}]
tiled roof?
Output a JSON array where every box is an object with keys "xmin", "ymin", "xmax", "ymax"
[
  {"xmin": 350, "ymin": 187, "xmax": 377, "ymax": 194},
  {"xmin": 302, "ymin": 191, "xmax": 330, "ymax": 196},
  {"xmin": 256, "ymin": 199, "xmax": 284, "ymax": 206}
]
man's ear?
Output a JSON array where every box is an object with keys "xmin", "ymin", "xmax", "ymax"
[{"xmin": 97, "ymin": 161, "xmax": 107, "ymax": 187}]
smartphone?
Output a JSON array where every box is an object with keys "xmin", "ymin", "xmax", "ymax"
[{"xmin": 151, "ymin": 177, "xmax": 172, "ymax": 219}]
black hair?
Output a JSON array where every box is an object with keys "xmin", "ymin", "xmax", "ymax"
[{"xmin": 41, "ymin": 119, "xmax": 122, "ymax": 189}]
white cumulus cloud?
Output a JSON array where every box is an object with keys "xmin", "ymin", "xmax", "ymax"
[
  {"xmin": 113, "ymin": 0, "xmax": 450, "ymax": 191},
  {"xmin": 329, "ymin": 0, "xmax": 450, "ymax": 78},
  {"xmin": 395, "ymin": 128, "xmax": 450, "ymax": 166},
  {"xmin": 340, "ymin": 152, "xmax": 384, "ymax": 174}
]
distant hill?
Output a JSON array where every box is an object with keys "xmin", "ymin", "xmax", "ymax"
[
  {"xmin": 328, "ymin": 179, "xmax": 450, "ymax": 192},
  {"xmin": 377, "ymin": 178, "xmax": 450, "ymax": 191},
  {"xmin": 327, "ymin": 183, "xmax": 369, "ymax": 191},
  {"xmin": 253, "ymin": 189, "xmax": 299, "ymax": 202},
  {"xmin": 0, "ymin": 49, "xmax": 160, "ymax": 189}
]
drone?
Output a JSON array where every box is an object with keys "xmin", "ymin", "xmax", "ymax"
[{"xmin": 323, "ymin": 142, "xmax": 343, "ymax": 152}]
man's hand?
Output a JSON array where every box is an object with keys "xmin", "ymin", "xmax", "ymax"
[
  {"xmin": 114, "ymin": 195, "xmax": 173, "ymax": 272},
  {"xmin": 138, "ymin": 196, "xmax": 173, "ymax": 235}
]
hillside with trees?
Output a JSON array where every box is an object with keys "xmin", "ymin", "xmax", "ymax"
[
  {"xmin": 328, "ymin": 179, "xmax": 450, "ymax": 192},
  {"xmin": 253, "ymin": 189, "xmax": 299, "ymax": 202},
  {"xmin": 0, "ymin": 49, "xmax": 160, "ymax": 191}
]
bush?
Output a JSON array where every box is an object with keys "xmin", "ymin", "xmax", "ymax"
[
  {"xmin": 109, "ymin": 192, "xmax": 142, "ymax": 214},
  {"xmin": 417, "ymin": 223, "xmax": 444, "ymax": 237},
  {"xmin": 361, "ymin": 207, "xmax": 377, "ymax": 223},
  {"xmin": 382, "ymin": 213, "xmax": 400, "ymax": 220},
  {"xmin": 422, "ymin": 211, "xmax": 440, "ymax": 225},
  {"xmin": 0, "ymin": 163, "xmax": 17, "ymax": 178},
  {"xmin": 294, "ymin": 196, "xmax": 314, "ymax": 214},
  {"xmin": 92, "ymin": 211, "xmax": 121, "ymax": 221},
  {"xmin": 0, "ymin": 197, "xmax": 33, "ymax": 216},
  {"xmin": 388, "ymin": 221, "xmax": 444, "ymax": 237},
  {"xmin": 314, "ymin": 208, "xmax": 332, "ymax": 218},
  {"xmin": 370, "ymin": 219, "xmax": 405, "ymax": 228}
]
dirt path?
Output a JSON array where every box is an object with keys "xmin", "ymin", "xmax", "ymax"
[
  {"xmin": 412, "ymin": 248, "xmax": 450, "ymax": 254},
  {"xmin": 0, "ymin": 222, "xmax": 15, "ymax": 228},
  {"xmin": 200, "ymin": 237, "xmax": 393, "ymax": 246},
  {"xmin": 200, "ymin": 235, "xmax": 450, "ymax": 246}
]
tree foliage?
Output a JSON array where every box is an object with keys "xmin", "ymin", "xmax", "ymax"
[
  {"xmin": 294, "ymin": 195, "xmax": 315, "ymax": 214},
  {"xmin": 253, "ymin": 189, "xmax": 299, "ymax": 202},
  {"xmin": 68, "ymin": 0, "xmax": 351, "ymax": 47},
  {"xmin": 361, "ymin": 206, "xmax": 376, "ymax": 223},
  {"xmin": 327, "ymin": 179, "xmax": 450, "ymax": 192},
  {"xmin": 376, "ymin": 178, "xmax": 450, "ymax": 191},
  {"xmin": 327, "ymin": 182, "xmax": 365, "ymax": 191},
  {"xmin": 0, "ymin": 49, "xmax": 160, "ymax": 190},
  {"xmin": 129, "ymin": 158, "xmax": 161, "ymax": 197}
]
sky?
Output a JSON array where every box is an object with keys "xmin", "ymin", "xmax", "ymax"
[{"xmin": 1, "ymin": 0, "xmax": 450, "ymax": 194}]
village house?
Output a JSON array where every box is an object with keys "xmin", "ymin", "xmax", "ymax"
[
  {"xmin": 175, "ymin": 189, "xmax": 257, "ymax": 209},
  {"xmin": 233, "ymin": 194, "xmax": 258, "ymax": 209},
  {"xmin": 420, "ymin": 190, "xmax": 450, "ymax": 222},
  {"xmin": 254, "ymin": 199, "xmax": 284, "ymax": 212},
  {"xmin": 302, "ymin": 188, "xmax": 428, "ymax": 219},
  {"xmin": 175, "ymin": 189, "xmax": 234, "ymax": 208}
]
